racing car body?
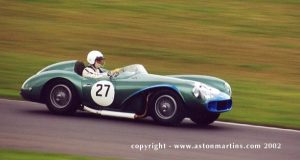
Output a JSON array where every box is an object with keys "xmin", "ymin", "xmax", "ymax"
[{"xmin": 21, "ymin": 60, "xmax": 232, "ymax": 125}]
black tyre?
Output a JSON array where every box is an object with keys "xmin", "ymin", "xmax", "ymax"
[
  {"xmin": 150, "ymin": 90, "xmax": 185, "ymax": 125},
  {"xmin": 190, "ymin": 111, "xmax": 220, "ymax": 126},
  {"xmin": 45, "ymin": 81, "xmax": 79, "ymax": 115}
]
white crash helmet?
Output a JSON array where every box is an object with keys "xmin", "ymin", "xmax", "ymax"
[{"xmin": 87, "ymin": 50, "xmax": 104, "ymax": 65}]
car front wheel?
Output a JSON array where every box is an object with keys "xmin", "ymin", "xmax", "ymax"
[
  {"xmin": 46, "ymin": 82, "xmax": 79, "ymax": 115},
  {"xmin": 150, "ymin": 90, "xmax": 185, "ymax": 126}
]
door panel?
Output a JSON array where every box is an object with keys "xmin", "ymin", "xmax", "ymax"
[{"xmin": 82, "ymin": 77, "xmax": 120, "ymax": 109}]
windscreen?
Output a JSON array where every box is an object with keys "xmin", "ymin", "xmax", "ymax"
[{"xmin": 114, "ymin": 64, "xmax": 148, "ymax": 79}]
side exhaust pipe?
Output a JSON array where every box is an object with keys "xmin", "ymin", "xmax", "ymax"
[
  {"xmin": 83, "ymin": 106, "xmax": 136, "ymax": 119},
  {"xmin": 83, "ymin": 93, "xmax": 151, "ymax": 119}
]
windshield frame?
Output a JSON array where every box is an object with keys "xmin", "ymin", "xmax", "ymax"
[{"xmin": 112, "ymin": 64, "xmax": 148, "ymax": 80}]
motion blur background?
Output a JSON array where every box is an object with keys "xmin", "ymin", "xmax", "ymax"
[{"xmin": 0, "ymin": 0, "xmax": 299, "ymax": 128}]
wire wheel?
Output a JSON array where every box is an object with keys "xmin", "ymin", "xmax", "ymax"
[
  {"xmin": 154, "ymin": 95, "xmax": 177, "ymax": 120},
  {"xmin": 50, "ymin": 84, "xmax": 72, "ymax": 109},
  {"xmin": 45, "ymin": 80, "xmax": 79, "ymax": 115},
  {"xmin": 151, "ymin": 90, "xmax": 185, "ymax": 125}
]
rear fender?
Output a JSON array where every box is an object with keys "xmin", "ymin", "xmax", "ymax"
[{"xmin": 37, "ymin": 71, "xmax": 83, "ymax": 102}]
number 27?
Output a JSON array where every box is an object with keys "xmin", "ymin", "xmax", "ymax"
[{"xmin": 96, "ymin": 84, "xmax": 110, "ymax": 97}]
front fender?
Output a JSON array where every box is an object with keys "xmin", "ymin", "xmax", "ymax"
[
  {"xmin": 121, "ymin": 84, "xmax": 184, "ymax": 105},
  {"xmin": 168, "ymin": 75, "xmax": 231, "ymax": 96}
]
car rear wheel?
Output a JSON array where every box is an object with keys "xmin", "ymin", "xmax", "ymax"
[
  {"xmin": 46, "ymin": 82, "xmax": 79, "ymax": 114},
  {"xmin": 150, "ymin": 90, "xmax": 185, "ymax": 125},
  {"xmin": 190, "ymin": 112, "xmax": 220, "ymax": 126}
]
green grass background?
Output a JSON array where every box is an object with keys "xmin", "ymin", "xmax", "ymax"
[
  {"xmin": 0, "ymin": 0, "xmax": 300, "ymax": 128},
  {"xmin": 0, "ymin": 149, "xmax": 117, "ymax": 160}
]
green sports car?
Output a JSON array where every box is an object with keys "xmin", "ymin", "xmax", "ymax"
[{"xmin": 21, "ymin": 60, "xmax": 232, "ymax": 126}]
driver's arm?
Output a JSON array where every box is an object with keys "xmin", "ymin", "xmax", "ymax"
[
  {"xmin": 109, "ymin": 68, "xmax": 122, "ymax": 74},
  {"xmin": 82, "ymin": 68, "xmax": 108, "ymax": 79}
]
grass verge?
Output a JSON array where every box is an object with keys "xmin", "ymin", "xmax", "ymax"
[{"xmin": 0, "ymin": 149, "xmax": 118, "ymax": 160}]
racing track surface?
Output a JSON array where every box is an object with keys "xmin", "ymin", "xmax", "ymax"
[{"xmin": 0, "ymin": 99, "xmax": 299, "ymax": 160}]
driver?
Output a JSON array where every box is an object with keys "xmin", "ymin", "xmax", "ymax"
[{"xmin": 82, "ymin": 50, "xmax": 108, "ymax": 78}]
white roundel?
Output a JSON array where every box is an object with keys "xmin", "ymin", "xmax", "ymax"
[{"xmin": 91, "ymin": 81, "xmax": 115, "ymax": 106}]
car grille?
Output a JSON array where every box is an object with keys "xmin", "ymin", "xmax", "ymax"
[{"xmin": 207, "ymin": 99, "xmax": 232, "ymax": 112}]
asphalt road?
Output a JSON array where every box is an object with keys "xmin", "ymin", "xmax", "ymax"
[{"xmin": 0, "ymin": 99, "xmax": 299, "ymax": 160}]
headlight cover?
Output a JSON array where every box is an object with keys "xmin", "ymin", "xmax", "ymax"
[
  {"xmin": 192, "ymin": 82, "xmax": 220, "ymax": 101},
  {"xmin": 224, "ymin": 82, "xmax": 232, "ymax": 97}
]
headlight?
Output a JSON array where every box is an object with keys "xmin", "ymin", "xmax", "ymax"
[
  {"xmin": 192, "ymin": 86, "xmax": 201, "ymax": 98},
  {"xmin": 192, "ymin": 82, "xmax": 220, "ymax": 100},
  {"xmin": 224, "ymin": 82, "xmax": 232, "ymax": 96}
]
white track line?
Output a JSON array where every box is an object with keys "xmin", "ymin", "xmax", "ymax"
[
  {"xmin": 2, "ymin": 98, "xmax": 300, "ymax": 133},
  {"xmin": 0, "ymin": 98, "xmax": 26, "ymax": 103},
  {"xmin": 215, "ymin": 121, "xmax": 300, "ymax": 133}
]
